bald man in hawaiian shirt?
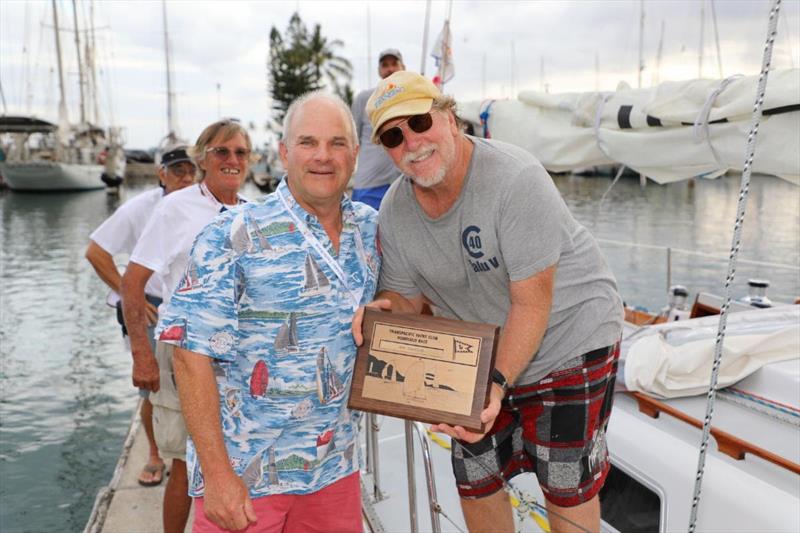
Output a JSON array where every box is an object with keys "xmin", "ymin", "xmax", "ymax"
[{"xmin": 156, "ymin": 91, "xmax": 379, "ymax": 532}]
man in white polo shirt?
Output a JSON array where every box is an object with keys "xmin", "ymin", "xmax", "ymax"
[
  {"xmin": 86, "ymin": 145, "xmax": 196, "ymax": 488},
  {"xmin": 121, "ymin": 119, "xmax": 252, "ymax": 533}
]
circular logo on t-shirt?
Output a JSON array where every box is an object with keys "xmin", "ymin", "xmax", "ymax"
[
  {"xmin": 461, "ymin": 225, "xmax": 484, "ymax": 259},
  {"xmin": 209, "ymin": 331, "xmax": 235, "ymax": 354}
]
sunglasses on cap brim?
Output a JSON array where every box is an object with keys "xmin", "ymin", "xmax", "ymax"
[{"xmin": 378, "ymin": 113, "xmax": 434, "ymax": 148}]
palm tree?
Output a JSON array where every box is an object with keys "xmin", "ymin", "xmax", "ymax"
[
  {"xmin": 306, "ymin": 24, "xmax": 353, "ymax": 98},
  {"xmin": 267, "ymin": 13, "xmax": 354, "ymax": 120}
]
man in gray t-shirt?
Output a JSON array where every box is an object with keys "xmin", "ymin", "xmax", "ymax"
[
  {"xmin": 350, "ymin": 48, "xmax": 405, "ymax": 210},
  {"xmin": 354, "ymin": 71, "xmax": 623, "ymax": 533}
]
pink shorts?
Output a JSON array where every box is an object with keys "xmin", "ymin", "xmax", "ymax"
[{"xmin": 192, "ymin": 472, "xmax": 361, "ymax": 533}]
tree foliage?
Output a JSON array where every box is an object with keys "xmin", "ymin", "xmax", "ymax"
[{"xmin": 268, "ymin": 13, "xmax": 354, "ymax": 123}]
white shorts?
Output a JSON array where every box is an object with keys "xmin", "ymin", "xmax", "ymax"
[
  {"xmin": 152, "ymin": 403, "xmax": 187, "ymax": 461},
  {"xmin": 150, "ymin": 341, "xmax": 187, "ymax": 461}
]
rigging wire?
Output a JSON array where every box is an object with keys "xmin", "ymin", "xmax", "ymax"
[{"xmin": 687, "ymin": 1, "xmax": 783, "ymax": 530}]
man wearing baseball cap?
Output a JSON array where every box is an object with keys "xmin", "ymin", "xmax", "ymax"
[
  {"xmin": 353, "ymin": 71, "xmax": 623, "ymax": 533},
  {"xmin": 86, "ymin": 145, "xmax": 196, "ymax": 490},
  {"xmin": 349, "ymin": 48, "xmax": 405, "ymax": 210}
]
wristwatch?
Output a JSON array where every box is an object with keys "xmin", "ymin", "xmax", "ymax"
[{"xmin": 491, "ymin": 368, "xmax": 509, "ymax": 394}]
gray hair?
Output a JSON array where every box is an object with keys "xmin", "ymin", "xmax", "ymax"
[
  {"xmin": 281, "ymin": 91, "xmax": 358, "ymax": 147},
  {"xmin": 432, "ymin": 95, "xmax": 468, "ymax": 131},
  {"xmin": 188, "ymin": 119, "xmax": 253, "ymax": 179}
]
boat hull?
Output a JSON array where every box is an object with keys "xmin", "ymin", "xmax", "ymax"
[{"xmin": 0, "ymin": 161, "xmax": 105, "ymax": 191}]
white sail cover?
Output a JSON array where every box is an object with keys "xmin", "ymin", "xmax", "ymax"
[
  {"xmin": 459, "ymin": 69, "xmax": 799, "ymax": 184},
  {"xmin": 622, "ymin": 306, "xmax": 800, "ymax": 398}
]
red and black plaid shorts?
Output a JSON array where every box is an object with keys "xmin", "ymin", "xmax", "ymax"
[{"xmin": 451, "ymin": 342, "xmax": 620, "ymax": 507}]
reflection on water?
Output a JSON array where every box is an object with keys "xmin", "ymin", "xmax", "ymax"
[
  {"xmin": 0, "ymin": 175, "xmax": 797, "ymax": 531},
  {"xmin": 1, "ymin": 190, "xmax": 133, "ymax": 532},
  {"xmin": 553, "ymin": 173, "xmax": 799, "ymax": 311}
]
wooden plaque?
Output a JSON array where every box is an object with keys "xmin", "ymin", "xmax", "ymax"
[{"xmin": 348, "ymin": 308, "xmax": 500, "ymax": 432}]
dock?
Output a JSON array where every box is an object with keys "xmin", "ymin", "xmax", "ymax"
[{"xmin": 84, "ymin": 400, "xmax": 193, "ymax": 533}]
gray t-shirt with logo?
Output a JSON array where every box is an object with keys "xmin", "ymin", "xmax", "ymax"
[
  {"xmin": 378, "ymin": 136, "xmax": 623, "ymax": 384},
  {"xmin": 351, "ymin": 88, "xmax": 402, "ymax": 190}
]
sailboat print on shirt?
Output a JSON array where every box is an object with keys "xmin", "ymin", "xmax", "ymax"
[
  {"xmin": 316, "ymin": 347, "xmax": 345, "ymax": 405},
  {"xmin": 230, "ymin": 219, "xmax": 252, "ymax": 254},
  {"xmin": 175, "ymin": 260, "xmax": 200, "ymax": 293},
  {"xmin": 273, "ymin": 312, "xmax": 299, "ymax": 353},
  {"xmin": 301, "ymin": 252, "xmax": 331, "ymax": 297}
]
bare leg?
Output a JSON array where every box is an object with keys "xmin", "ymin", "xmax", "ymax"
[
  {"xmin": 141, "ymin": 399, "xmax": 162, "ymax": 464},
  {"xmin": 546, "ymin": 494, "xmax": 600, "ymax": 533},
  {"xmin": 163, "ymin": 459, "xmax": 191, "ymax": 533},
  {"xmin": 138, "ymin": 399, "xmax": 164, "ymax": 483},
  {"xmin": 460, "ymin": 491, "xmax": 515, "ymax": 533}
]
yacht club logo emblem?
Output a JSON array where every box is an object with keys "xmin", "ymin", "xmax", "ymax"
[{"xmin": 461, "ymin": 225, "xmax": 499, "ymax": 272}]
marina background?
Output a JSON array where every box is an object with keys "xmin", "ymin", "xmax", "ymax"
[
  {"xmin": 0, "ymin": 1, "xmax": 798, "ymax": 149},
  {"xmin": 1, "ymin": 0, "xmax": 799, "ymax": 531},
  {"xmin": 1, "ymin": 173, "xmax": 798, "ymax": 532}
]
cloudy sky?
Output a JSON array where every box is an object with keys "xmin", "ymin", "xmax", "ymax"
[{"xmin": 1, "ymin": 0, "xmax": 798, "ymax": 149}]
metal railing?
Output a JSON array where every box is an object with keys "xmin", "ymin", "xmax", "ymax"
[
  {"xmin": 595, "ymin": 237, "xmax": 799, "ymax": 295},
  {"xmin": 362, "ymin": 415, "xmax": 443, "ymax": 533}
]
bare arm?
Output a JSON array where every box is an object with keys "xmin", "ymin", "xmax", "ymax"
[
  {"xmin": 173, "ymin": 348, "xmax": 256, "ymax": 531},
  {"xmin": 121, "ymin": 262, "xmax": 160, "ymax": 391},
  {"xmin": 86, "ymin": 241, "xmax": 158, "ymax": 324},
  {"xmin": 85, "ymin": 240, "xmax": 122, "ymax": 293},
  {"xmin": 431, "ymin": 264, "xmax": 556, "ymax": 443}
]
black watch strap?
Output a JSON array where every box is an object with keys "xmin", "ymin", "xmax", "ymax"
[{"xmin": 491, "ymin": 368, "xmax": 509, "ymax": 393}]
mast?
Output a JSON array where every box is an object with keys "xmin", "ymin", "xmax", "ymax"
[
  {"xmin": 24, "ymin": 2, "xmax": 33, "ymax": 113},
  {"xmin": 637, "ymin": 0, "xmax": 645, "ymax": 89},
  {"xmin": 710, "ymin": 0, "xmax": 723, "ymax": 78},
  {"xmin": 71, "ymin": 0, "xmax": 87, "ymax": 125},
  {"xmin": 0, "ymin": 79, "xmax": 6, "ymax": 115},
  {"xmin": 510, "ymin": 39, "xmax": 516, "ymax": 97},
  {"xmin": 52, "ymin": 0, "xmax": 69, "ymax": 125},
  {"xmin": 595, "ymin": 52, "xmax": 599, "ymax": 92},
  {"xmin": 698, "ymin": 0, "xmax": 706, "ymax": 78},
  {"xmin": 88, "ymin": 0, "xmax": 101, "ymax": 125},
  {"xmin": 162, "ymin": 0, "xmax": 177, "ymax": 143},
  {"xmin": 420, "ymin": 0, "xmax": 431, "ymax": 75},
  {"xmin": 655, "ymin": 20, "xmax": 665, "ymax": 85},
  {"xmin": 365, "ymin": 3, "xmax": 371, "ymax": 87}
]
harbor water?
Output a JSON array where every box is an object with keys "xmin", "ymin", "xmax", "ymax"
[{"xmin": 0, "ymin": 175, "xmax": 798, "ymax": 532}]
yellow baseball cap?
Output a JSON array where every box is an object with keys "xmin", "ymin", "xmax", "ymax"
[{"xmin": 367, "ymin": 71, "xmax": 441, "ymax": 144}]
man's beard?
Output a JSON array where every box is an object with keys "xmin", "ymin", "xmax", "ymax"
[{"xmin": 401, "ymin": 145, "xmax": 447, "ymax": 188}]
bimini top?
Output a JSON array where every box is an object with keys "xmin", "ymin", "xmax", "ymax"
[{"xmin": 0, "ymin": 115, "xmax": 58, "ymax": 134}]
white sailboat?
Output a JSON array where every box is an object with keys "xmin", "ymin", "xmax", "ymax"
[
  {"xmin": 301, "ymin": 253, "xmax": 331, "ymax": 297},
  {"xmin": 0, "ymin": 0, "xmax": 125, "ymax": 192}
]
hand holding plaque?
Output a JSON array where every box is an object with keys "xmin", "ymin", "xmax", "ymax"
[{"xmin": 348, "ymin": 308, "xmax": 500, "ymax": 432}]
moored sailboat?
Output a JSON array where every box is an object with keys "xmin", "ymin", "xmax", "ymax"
[{"xmin": 0, "ymin": 0, "xmax": 125, "ymax": 192}]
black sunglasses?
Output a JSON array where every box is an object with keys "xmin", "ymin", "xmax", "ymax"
[{"xmin": 378, "ymin": 113, "xmax": 434, "ymax": 148}]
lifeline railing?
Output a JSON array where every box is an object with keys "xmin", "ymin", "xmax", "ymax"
[
  {"xmin": 362, "ymin": 415, "xmax": 443, "ymax": 533},
  {"xmin": 595, "ymin": 237, "xmax": 800, "ymax": 295}
]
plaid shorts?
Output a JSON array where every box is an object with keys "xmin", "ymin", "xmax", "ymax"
[{"xmin": 452, "ymin": 342, "xmax": 620, "ymax": 507}]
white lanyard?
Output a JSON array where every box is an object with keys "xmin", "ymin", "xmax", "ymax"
[
  {"xmin": 277, "ymin": 187, "xmax": 366, "ymax": 310},
  {"xmin": 200, "ymin": 181, "xmax": 243, "ymax": 211}
]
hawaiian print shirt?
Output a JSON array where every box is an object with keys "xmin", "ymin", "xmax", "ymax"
[{"xmin": 156, "ymin": 179, "xmax": 380, "ymax": 497}]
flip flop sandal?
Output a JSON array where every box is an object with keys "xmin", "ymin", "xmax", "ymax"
[{"xmin": 138, "ymin": 462, "xmax": 166, "ymax": 487}]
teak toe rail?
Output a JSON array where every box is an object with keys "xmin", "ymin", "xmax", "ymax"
[{"xmin": 630, "ymin": 392, "xmax": 800, "ymax": 475}]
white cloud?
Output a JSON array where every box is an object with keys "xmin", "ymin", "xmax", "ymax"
[{"xmin": 1, "ymin": 0, "xmax": 797, "ymax": 148}]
